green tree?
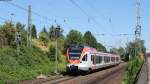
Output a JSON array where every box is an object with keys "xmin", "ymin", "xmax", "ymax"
[
  {"xmin": 16, "ymin": 22, "xmax": 25, "ymax": 33},
  {"xmin": 83, "ymin": 31, "xmax": 97, "ymax": 48},
  {"xmin": 110, "ymin": 47, "xmax": 126, "ymax": 60},
  {"xmin": 66, "ymin": 29, "xmax": 82, "ymax": 45},
  {"xmin": 126, "ymin": 40, "xmax": 146, "ymax": 59},
  {"xmin": 110, "ymin": 48, "xmax": 118, "ymax": 54},
  {"xmin": 0, "ymin": 21, "xmax": 15, "ymax": 46},
  {"xmin": 42, "ymin": 26, "xmax": 48, "ymax": 34},
  {"xmin": 49, "ymin": 25, "xmax": 55, "ymax": 39},
  {"xmin": 31, "ymin": 24, "xmax": 37, "ymax": 38},
  {"xmin": 16, "ymin": 22, "xmax": 27, "ymax": 45},
  {"xmin": 96, "ymin": 42, "xmax": 106, "ymax": 51},
  {"xmin": 48, "ymin": 45, "xmax": 56, "ymax": 61},
  {"xmin": 39, "ymin": 27, "xmax": 49, "ymax": 46}
]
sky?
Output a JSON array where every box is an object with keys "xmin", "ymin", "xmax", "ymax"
[{"xmin": 0, "ymin": 0, "xmax": 149, "ymax": 52}]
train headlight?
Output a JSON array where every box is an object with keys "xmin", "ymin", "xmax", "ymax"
[{"xmin": 73, "ymin": 61, "xmax": 75, "ymax": 64}]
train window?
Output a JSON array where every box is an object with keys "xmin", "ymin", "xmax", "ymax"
[
  {"xmin": 111, "ymin": 57, "xmax": 113, "ymax": 61},
  {"xmin": 111, "ymin": 57, "xmax": 115, "ymax": 62},
  {"xmin": 104, "ymin": 56, "xmax": 110, "ymax": 63},
  {"xmin": 91, "ymin": 55, "xmax": 93, "ymax": 61},
  {"xmin": 82, "ymin": 54, "xmax": 87, "ymax": 61},
  {"xmin": 104, "ymin": 56, "xmax": 107, "ymax": 63},
  {"xmin": 99, "ymin": 56, "xmax": 102, "ymax": 63},
  {"xmin": 69, "ymin": 54, "xmax": 80, "ymax": 60},
  {"xmin": 116, "ymin": 57, "xmax": 119, "ymax": 62},
  {"xmin": 96, "ymin": 56, "xmax": 102, "ymax": 63},
  {"xmin": 96, "ymin": 56, "xmax": 99, "ymax": 64},
  {"xmin": 108, "ymin": 57, "xmax": 110, "ymax": 62}
]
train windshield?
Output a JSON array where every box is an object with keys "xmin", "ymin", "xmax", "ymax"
[{"xmin": 69, "ymin": 47, "xmax": 83, "ymax": 60}]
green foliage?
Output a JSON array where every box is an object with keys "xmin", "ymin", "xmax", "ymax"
[
  {"xmin": 48, "ymin": 25, "xmax": 64, "ymax": 41},
  {"xmin": 42, "ymin": 26, "xmax": 48, "ymax": 33},
  {"xmin": 15, "ymin": 22, "xmax": 27, "ymax": 45},
  {"xmin": 122, "ymin": 40, "xmax": 145, "ymax": 84},
  {"xmin": 66, "ymin": 29, "xmax": 82, "ymax": 44},
  {"xmin": 0, "ymin": 21, "xmax": 108, "ymax": 83},
  {"xmin": 96, "ymin": 42, "xmax": 106, "ymax": 51},
  {"xmin": 64, "ymin": 29, "xmax": 107, "ymax": 54},
  {"xmin": 31, "ymin": 24, "xmax": 37, "ymax": 38},
  {"xmin": 49, "ymin": 25, "xmax": 55, "ymax": 40},
  {"xmin": 110, "ymin": 47, "xmax": 127, "ymax": 61},
  {"xmin": 39, "ymin": 27, "xmax": 49, "ymax": 46},
  {"xmin": 0, "ymin": 46, "xmax": 66, "ymax": 83},
  {"xmin": 0, "ymin": 21, "xmax": 15, "ymax": 46},
  {"xmin": 83, "ymin": 31, "xmax": 106, "ymax": 51},
  {"xmin": 83, "ymin": 31, "xmax": 97, "ymax": 48},
  {"xmin": 110, "ymin": 48, "xmax": 118, "ymax": 54},
  {"xmin": 122, "ymin": 57, "xmax": 143, "ymax": 84},
  {"xmin": 16, "ymin": 22, "xmax": 25, "ymax": 33},
  {"xmin": 48, "ymin": 45, "xmax": 56, "ymax": 61}
]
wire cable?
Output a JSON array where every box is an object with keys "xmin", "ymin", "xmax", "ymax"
[
  {"xmin": 7, "ymin": 2, "xmax": 53, "ymax": 22},
  {"xmin": 69, "ymin": 0, "xmax": 103, "ymax": 28},
  {"xmin": 0, "ymin": 16, "xmax": 8, "ymax": 21}
]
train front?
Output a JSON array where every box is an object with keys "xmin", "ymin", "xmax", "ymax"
[{"xmin": 66, "ymin": 45, "xmax": 83, "ymax": 73}]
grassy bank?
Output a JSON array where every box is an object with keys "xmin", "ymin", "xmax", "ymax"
[
  {"xmin": 0, "ymin": 46, "xmax": 66, "ymax": 83},
  {"xmin": 121, "ymin": 57, "xmax": 143, "ymax": 84}
]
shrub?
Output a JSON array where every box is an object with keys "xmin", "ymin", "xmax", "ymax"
[
  {"xmin": 48, "ymin": 45, "xmax": 56, "ymax": 61},
  {"xmin": 0, "ymin": 46, "xmax": 62, "ymax": 83}
]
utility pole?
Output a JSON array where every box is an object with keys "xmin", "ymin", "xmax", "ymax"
[
  {"xmin": 135, "ymin": 0, "xmax": 142, "ymax": 59},
  {"xmin": 54, "ymin": 25, "xmax": 61, "ymax": 74},
  {"xmin": 10, "ymin": 13, "xmax": 21, "ymax": 55},
  {"xmin": 16, "ymin": 33, "xmax": 21, "ymax": 55},
  {"xmin": 55, "ymin": 35, "xmax": 58, "ymax": 74},
  {"xmin": 135, "ymin": 0, "xmax": 141, "ymax": 40},
  {"xmin": 27, "ymin": 5, "xmax": 32, "ymax": 48}
]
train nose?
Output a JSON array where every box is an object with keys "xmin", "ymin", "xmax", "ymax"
[
  {"xmin": 71, "ymin": 65, "xmax": 78, "ymax": 71},
  {"xmin": 68, "ymin": 65, "xmax": 78, "ymax": 72}
]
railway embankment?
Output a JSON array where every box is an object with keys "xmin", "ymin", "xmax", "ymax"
[{"xmin": 23, "ymin": 62, "xmax": 127, "ymax": 84}]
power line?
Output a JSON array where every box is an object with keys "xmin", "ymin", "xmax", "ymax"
[
  {"xmin": 94, "ymin": 33, "xmax": 134, "ymax": 36},
  {"xmin": 6, "ymin": 2, "xmax": 53, "ymax": 22},
  {"xmin": 0, "ymin": 16, "xmax": 8, "ymax": 21},
  {"xmin": 69, "ymin": 0, "xmax": 103, "ymax": 28},
  {"xmin": 85, "ymin": 0, "xmax": 106, "ymax": 21},
  {"xmin": 69, "ymin": 0, "xmax": 90, "ymax": 18}
]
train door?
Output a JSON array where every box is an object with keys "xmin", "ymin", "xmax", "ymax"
[
  {"xmin": 91, "ymin": 54, "xmax": 96, "ymax": 70},
  {"xmin": 91, "ymin": 55, "xmax": 95, "ymax": 64}
]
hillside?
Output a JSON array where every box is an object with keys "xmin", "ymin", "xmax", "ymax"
[{"xmin": 0, "ymin": 45, "xmax": 66, "ymax": 83}]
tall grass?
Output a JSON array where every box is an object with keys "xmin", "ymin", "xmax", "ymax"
[
  {"xmin": 122, "ymin": 57, "xmax": 143, "ymax": 84},
  {"xmin": 0, "ymin": 46, "xmax": 66, "ymax": 83}
]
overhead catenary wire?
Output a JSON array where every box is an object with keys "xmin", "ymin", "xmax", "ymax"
[
  {"xmin": 0, "ymin": 16, "xmax": 8, "ymax": 21},
  {"xmin": 85, "ymin": 0, "xmax": 107, "ymax": 22},
  {"xmin": 94, "ymin": 33, "xmax": 134, "ymax": 37},
  {"xmin": 6, "ymin": 2, "xmax": 53, "ymax": 22},
  {"xmin": 69, "ymin": 0, "xmax": 103, "ymax": 29}
]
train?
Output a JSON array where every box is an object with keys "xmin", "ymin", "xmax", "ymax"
[{"xmin": 66, "ymin": 44, "xmax": 121, "ymax": 73}]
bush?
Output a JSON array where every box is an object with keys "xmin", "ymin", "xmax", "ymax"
[
  {"xmin": 0, "ymin": 46, "xmax": 66, "ymax": 83},
  {"xmin": 122, "ymin": 41, "xmax": 145, "ymax": 84},
  {"xmin": 122, "ymin": 57, "xmax": 143, "ymax": 84},
  {"xmin": 48, "ymin": 45, "xmax": 56, "ymax": 61}
]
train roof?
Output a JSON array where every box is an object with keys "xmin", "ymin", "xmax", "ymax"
[
  {"xmin": 95, "ymin": 52, "xmax": 119, "ymax": 57},
  {"xmin": 68, "ymin": 44, "xmax": 94, "ymax": 49}
]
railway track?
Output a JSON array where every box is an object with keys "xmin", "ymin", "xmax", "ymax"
[
  {"xmin": 20, "ymin": 62, "xmax": 127, "ymax": 84},
  {"xmin": 60, "ymin": 62, "xmax": 127, "ymax": 84},
  {"xmin": 40, "ymin": 76, "xmax": 75, "ymax": 84}
]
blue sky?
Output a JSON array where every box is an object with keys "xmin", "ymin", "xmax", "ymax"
[{"xmin": 0, "ymin": 0, "xmax": 149, "ymax": 52}]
